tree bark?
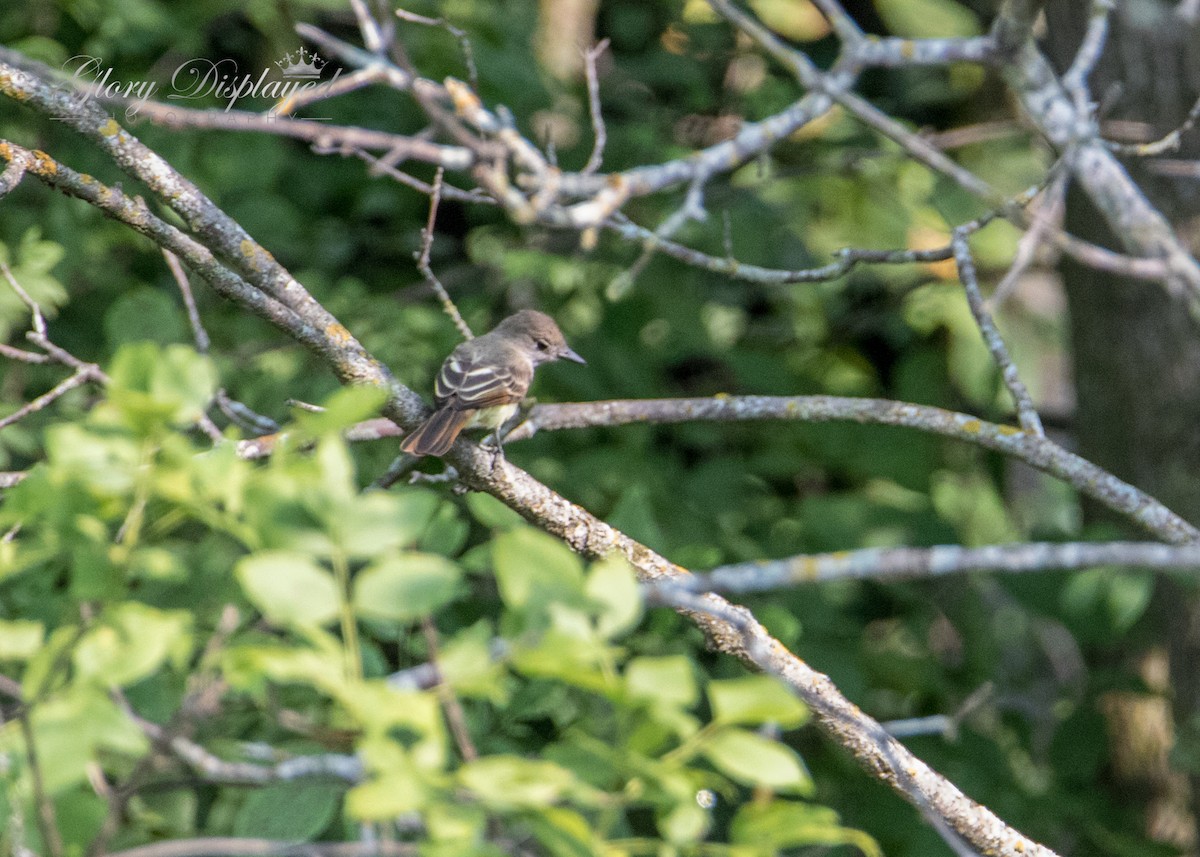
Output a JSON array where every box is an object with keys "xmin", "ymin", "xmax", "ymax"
[{"xmin": 1045, "ymin": 0, "xmax": 1200, "ymax": 847}]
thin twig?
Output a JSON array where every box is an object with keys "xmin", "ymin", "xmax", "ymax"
[
  {"xmin": 884, "ymin": 683, "xmax": 994, "ymax": 739},
  {"xmin": 809, "ymin": 0, "xmax": 864, "ymax": 43},
  {"xmin": 509, "ymin": 395, "xmax": 1196, "ymax": 544},
  {"xmin": 581, "ymin": 39, "xmax": 610, "ymax": 175},
  {"xmin": 420, "ymin": 617, "xmax": 478, "ymax": 762},
  {"xmin": 611, "ymin": 177, "xmax": 707, "ymax": 297},
  {"xmin": 0, "ymin": 367, "xmax": 98, "ymax": 431},
  {"xmin": 395, "ymin": 8, "xmax": 479, "ymax": 91},
  {"xmin": 215, "ymin": 390, "xmax": 280, "ymax": 435},
  {"xmin": 989, "ymin": 166, "xmax": 1070, "ymax": 308},
  {"xmin": 665, "ymin": 541, "xmax": 1200, "ymax": 593},
  {"xmin": 417, "ymin": 167, "xmax": 473, "ymax": 341},
  {"xmin": 951, "ymin": 230, "xmax": 1044, "ymax": 435},
  {"xmin": 349, "ymin": 0, "xmax": 386, "ymax": 55},
  {"xmin": 18, "ymin": 714, "xmax": 64, "ymax": 857},
  {"xmin": 1062, "ymin": 0, "xmax": 1114, "ymax": 110},
  {"xmin": 274, "ymin": 68, "xmax": 383, "ymax": 116},
  {"xmin": 0, "ymin": 343, "xmax": 50, "ymax": 364},
  {"xmin": 162, "ymin": 248, "xmax": 210, "ymax": 353},
  {"xmin": 1109, "ymin": 93, "xmax": 1200, "ymax": 156},
  {"xmin": 0, "ymin": 154, "xmax": 26, "ymax": 198}
]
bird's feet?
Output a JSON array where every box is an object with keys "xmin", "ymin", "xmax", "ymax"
[{"xmin": 482, "ymin": 434, "xmax": 507, "ymax": 475}]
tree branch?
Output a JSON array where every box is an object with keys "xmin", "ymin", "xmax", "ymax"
[
  {"xmin": 661, "ymin": 540, "xmax": 1200, "ymax": 593},
  {"xmin": 510, "ymin": 396, "xmax": 1198, "ymax": 544}
]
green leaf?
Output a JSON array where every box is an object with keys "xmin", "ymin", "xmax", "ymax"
[
  {"xmin": 491, "ymin": 528, "xmax": 585, "ymax": 612},
  {"xmin": 458, "ymin": 756, "xmax": 581, "ymax": 809},
  {"xmin": 625, "ymin": 656, "xmax": 697, "ymax": 709},
  {"xmin": 232, "ymin": 781, "xmax": 342, "ymax": 840},
  {"xmin": 45, "ymin": 423, "xmax": 140, "ymax": 495},
  {"xmin": 346, "ymin": 743, "xmax": 428, "ymax": 819},
  {"xmin": 0, "ymin": 619, "xmax": 44, "ymax": 660},
  {"xmin": 701, "ymin": 727, "xmax": 813, "ymax": 794},
  {"xmin": 437, "ymin": 621, "xmax": 507, "ymax": 701},
  {"xmin": 353, "ymin": 553, "xmax": 461, "ymax": 622},
  {"xmin": 294, "ymin": 385, "xmax": 390, "ymax": 435},
  {"xmin": 73, "ymin": 603, "xmax": 192, "ymax": 687},
  {"xmin": 1105, "ymin": 570, "xmax": 1154, "ymax": 633},
  {"xmin": 337, "ymin": 685, "xmax": 446, "ymax": 770},
  {"xmin": 873, "ymin": 0, "xmax": 980, "ymax": 38},
  {"xmin": 425, "ymin": 802, "xmax": 487, "ymax": 843},
  {"xmin": 336, "ymin": 490, "xmax": 439, "ymax": 560},
  {"xmin": 104, "ymin": 287, "xmax": 186, "ymax": 347},
  {"xmin": 585, "ymin": 555, "xmax": 642, "ymax": 639},
  {"xmin": 23, "ymin": 686, "xmax": 148, "ymax": 793},
  {"xmin": 656, "ymin": 800, "xmax": 711, "ymax": 845},
  {"xmin": 731, "ymin": 800, "xmax": 881, "ymax": 856},
  {"xmin": 235, "ymin": 551, "xmax": 340, "ymax": 627},
  {"xmin": 108, "ymin": 342, "xmax": 218, "ymax": 429},
  {"xmin": 466, "ymin": 493, "xmax": 525, "ymax": 530},
  {"xmin": 221, "ymin": 643, "xmax": 343, "ymax": 693},
  {"xmin": 708, "ymin": 675, "xmax": 809, "ymax": 728},
  {"xmin": 520, "ymin": 806, "xmax": 598, "ymax": 857},
  {"xmin": 418, "ymin": 500, "xmax": 470, "ymax": 556},
  {"xmin": 0, "ymin": 229, "xmax": 68, "ymax": 341}
]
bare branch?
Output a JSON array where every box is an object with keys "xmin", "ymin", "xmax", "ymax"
[
  {"xmin": 664, "ymin": 541, "xmax": 1200, "ymax": 594},
  {"xmin": 274, "ymin": 68, "xmax": 389, "ymax": 117},
  {"xmin": 989, "ymin": 167, "xmax": 1070, "ymax": 308},
  {"xmin": 0, "ymin": 367, "xmax": 97, "ymax": 431},
  {"xmin": 0, "ymin": 260, "xmax": 108, "ymax": 429},
  {"xmin": 850, "ymin": 36, "xmax": 996, "ymax": 68},
  {"xmin": 951, "ymin": 230, "xmax": 1044, "ymax": 435},
  {"xmin": 605, "ymin": 215, "xmax": 953, "ymax": 284},
  {"xmin": 349, "ymin": 0, "xmax": 387, "ymax": 55},
  {"xmin": 810, "ymin": 0, "xmax": 864, "ymax": 44},
  {"xmin": 642, "ymin": 583, "xmax": 1058, "ymax": 857},
  {"xmin": 706, "ymin": 0, "xmax": 1002, "ymax": 204},
  {"xmin": 510, "ymin": 395, "xmax": 1198, "ymax": 544},
  {"xmin": 0, "ymin": 342, "xmax": 50, "ymax": 364},
  {"xmin": 121, "ymin": 98, "xmax": 473, "ymax": 170},
  {"xmin": 395, "ymin": 8, "xmax": 479, "ymax": 92},
  {"xmin": 1062, "ymin": 0, "xmax": 1115, "ymax": 106},
  {"xmin": 215, "ymin": 390, "xmax": 280, "ymax": 436},
  {"xmin": 884, "ymin": 683, "xmax": 994, "ymax": 740},
  {"xmin": 163, "ymin": 249, "xmax": 210, "ymax": 353},
  {"xmin": 0, "ymin": 152, "xmax": 25, "ymax": 198},
  {"xmin": 1109, "ymin": 92, "xmax": 1200, "ymax": 156},
  {"xmin": 581, "ymin": 39, "xmax": 611, "ymax": 175},
  {"xmin": 420, "ymin": 617, "xmax": 478, "ymax": 762},
  {"xmin": 417, "ymin": 168, "xmax": 473, "ymax": 341},
  {"xmin": 134, "ymin": 713, "xmax": 363, "ymax": 785},
  {"xmin": 991, "ymin": 7, "xmax": 1200, "ymax": 301}
]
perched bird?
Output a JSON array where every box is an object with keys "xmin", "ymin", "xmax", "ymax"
[{"xmin": 400, "ymin": 309, "xmax": 585, "ymax": 457}]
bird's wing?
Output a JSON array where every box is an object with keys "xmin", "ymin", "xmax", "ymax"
[{"xmin": 434, "ymin": 343, "xmax": 532, "ymax": 410}]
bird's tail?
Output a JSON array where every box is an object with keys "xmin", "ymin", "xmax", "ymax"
[{"xmin": 400, "ymin": 408, "xmax": 474, "ymax": 457}]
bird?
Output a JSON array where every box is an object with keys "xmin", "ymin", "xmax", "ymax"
[{"xmin": 400, "ymin": 309, "xmax": 585, "ymax": 457}]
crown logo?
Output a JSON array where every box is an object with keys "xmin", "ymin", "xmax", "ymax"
[{"xmin": 275, "ymin": 47, "xmax": 325, "ymax": 79}]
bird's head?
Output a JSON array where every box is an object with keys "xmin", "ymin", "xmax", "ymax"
[{"xmin": 496, "ymin": 309, "xmax": 586, "ymax": 366}]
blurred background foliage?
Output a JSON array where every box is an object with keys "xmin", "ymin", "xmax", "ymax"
[{"xmin": 0, "ymin": 0, "xmax": 1181, "ymax": 855}]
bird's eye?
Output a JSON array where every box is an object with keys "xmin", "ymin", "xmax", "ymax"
[{"xmin": 535, "ymin": 340, "xmax": 548, "ymax": 350}]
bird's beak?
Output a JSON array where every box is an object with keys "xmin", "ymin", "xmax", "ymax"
[{"xmin": 560, "ymin": 347, "xmax": 586, "ymax": 365}]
